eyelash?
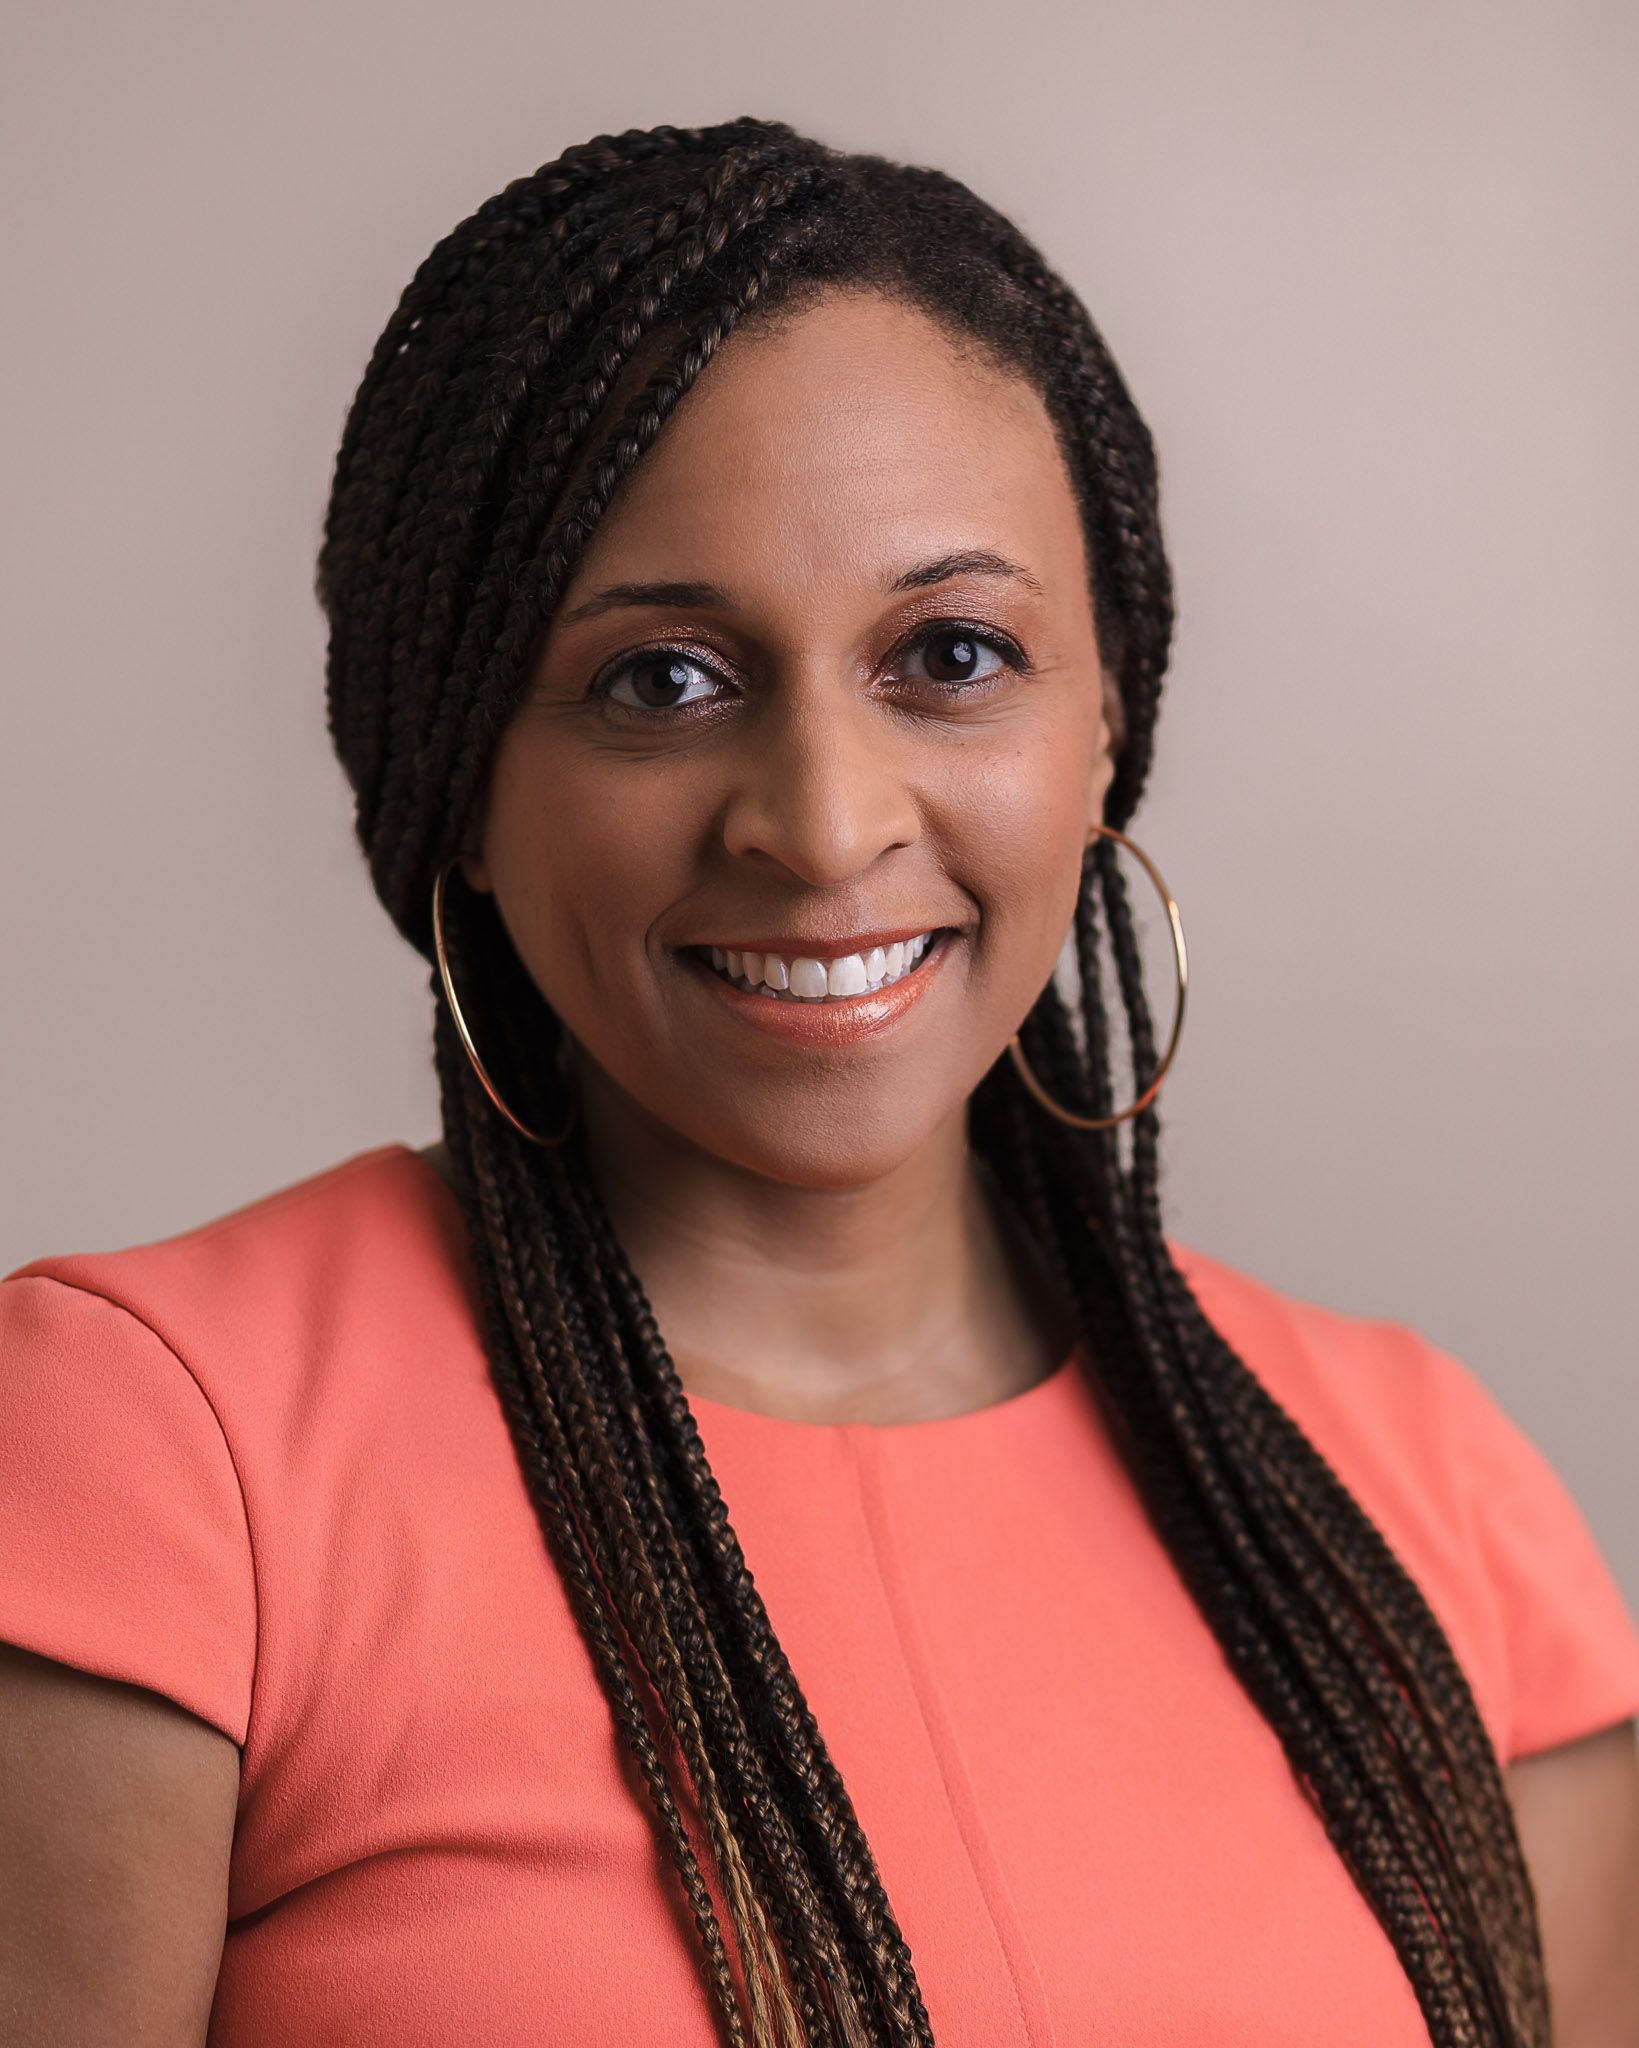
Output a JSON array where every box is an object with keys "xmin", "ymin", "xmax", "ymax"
[{"xmin": 586, "ymin": 619, "xmax": 1033, "ymax": 723}]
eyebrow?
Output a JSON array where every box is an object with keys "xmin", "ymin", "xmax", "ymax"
[{"xmin": 553, "ymin": 548, "xmax": 1046, "ymax": 627}]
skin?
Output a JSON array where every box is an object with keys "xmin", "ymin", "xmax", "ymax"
[
  {"xmin": 1505, "ymin": 1722, "xmax": 1639, "ymax": 2044},
  {"xmin": 3, "ymin": 286, "xmax": 1632, "ymax": 2041},
  {"xmin": 0, "ymin": 1641, "xmax": 238, "ymax": 2042}
]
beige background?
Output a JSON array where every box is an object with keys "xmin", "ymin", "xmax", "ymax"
[{"xmin": 4, "ymin": 2, "xmax": 1634, "ymax": 1601}]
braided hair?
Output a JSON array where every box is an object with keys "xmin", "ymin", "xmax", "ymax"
[{"xmin": 316, "ymin": 115, "xmax": 1548, "ymax": 2048}]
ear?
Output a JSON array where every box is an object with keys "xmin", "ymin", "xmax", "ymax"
[
  {"xmin": 456, "ymin": 833, "xmax": 493, "ymax": 895},
  {"xmin": 1087, "ymin": 748, "xmax": 1115, "ymax": 834},
  {"xmin": 1087, "ymin": 673, "xmax": 1123, "ymax": 832},
  {"xmin": 1101, "ymin": 671, "xmax": 1127, "ymax": 757}
]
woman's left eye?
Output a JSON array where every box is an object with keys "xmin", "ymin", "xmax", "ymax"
[{"xmin": 896, "ymin": 624, "xmax": 1022, "ymax": 690}]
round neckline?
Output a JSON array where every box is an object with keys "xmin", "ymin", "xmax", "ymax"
[
  {"xmin": 391, "ymin": 1139, "xmax": 1083, "ymax": 1438},
  {"xmin": 681, "ymin": 1344, "xmax": 1083, "ymax": 1438}
]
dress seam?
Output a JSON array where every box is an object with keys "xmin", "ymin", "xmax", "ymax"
[{"xmin": 842, "ymin": 1428, "xmax": 1055, "ymax": 2048}]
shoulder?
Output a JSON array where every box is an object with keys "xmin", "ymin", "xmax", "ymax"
[
  {"xmin": 0, "ymin": 1141, "xmax": 474, "ymax": 1541},
  {"xmin": 1166, "ymin": 1235, "xmax": 1639, "ymax": 1763},
  {"xmin": 2, "ymin": 1142, "xmax": 460, "ymax": 1374},
  {"xmin": 1165, "ymin": 1235, "xmax": 1479, "ymax": 1508},
  {"xmin": 1166, "ymin": 1236, "xmax": 1489, "ymax": 1645},
  {"xmin": 0, "ymin": 1144, "xmax": 468, "ymax": 1748}
]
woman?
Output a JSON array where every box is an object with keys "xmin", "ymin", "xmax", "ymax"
[{"xmin": 3, "ymin": 116, "xmax": 1637, "ymax": 2047}]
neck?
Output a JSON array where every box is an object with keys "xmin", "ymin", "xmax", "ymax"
[{"xmin": 558, "ymin": 1063, "xmax": 1074, "ymax": 1426}]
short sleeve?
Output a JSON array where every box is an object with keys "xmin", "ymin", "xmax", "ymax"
[
  {"xmin": 1422, "ymin": 1332, "xmax": 1639, "ymax": 1762},
  {"xmin": 0, "ymin": 1273, "xmax": 256, "ymax": 1745}
]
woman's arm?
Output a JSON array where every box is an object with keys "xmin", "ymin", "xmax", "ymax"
[
  {"xmin": 0, "ymin": 1639, "xmax": 239, "ymax": 2046},
  {"xmin": 1506, "ymin": 1716, "xmax": 1639, "ymax": 2047}
]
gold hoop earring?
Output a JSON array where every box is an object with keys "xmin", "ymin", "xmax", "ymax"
[
  {"xmin": 431, "ymin": 861, "xmax": 577, "ymax": 1149},
  {"xmin": 1006, "ymin": 822, "xmax": 1188, "ymax": 1131}
]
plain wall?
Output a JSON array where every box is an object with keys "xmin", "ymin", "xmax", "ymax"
[{"xmin": 3, "ymin": 0, "xmax": 1634, "ymax": 1602}]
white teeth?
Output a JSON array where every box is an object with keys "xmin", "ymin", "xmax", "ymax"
[{"xmin": 700, "ymin": 930, "xmax": 942, "ymax": 1001}]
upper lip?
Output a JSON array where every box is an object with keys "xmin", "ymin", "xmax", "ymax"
[{"xmin": 681, "ymin": 924, "xmax": 956, "ymax": 958}]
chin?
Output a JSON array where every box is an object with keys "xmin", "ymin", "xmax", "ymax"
[{"xmin": 675, "ymin": 1103, "xmax": 946, "ymax": 1191}]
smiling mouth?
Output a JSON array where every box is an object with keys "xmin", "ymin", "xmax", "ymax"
[{"xmin": 683, "ymin": 930, "xmax": 955, "ymax": 1003}]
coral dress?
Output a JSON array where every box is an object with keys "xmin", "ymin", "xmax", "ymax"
[{"xmin": 3, "ymin": 1143, "xmax": 1637, "ymax": 2046}]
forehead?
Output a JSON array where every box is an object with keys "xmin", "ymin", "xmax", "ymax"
[{"xmin": 562, "ymin": 288, "xmax": 1081, "ymax": 594}]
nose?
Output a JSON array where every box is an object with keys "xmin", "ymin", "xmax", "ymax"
[{"xmin": 718, "ymin": 670, "xmax": 921, "ymax": 887}]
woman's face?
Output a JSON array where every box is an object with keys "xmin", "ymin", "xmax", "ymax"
[{"xmin": 462, "ymin": 286, "xmax": 1119, "ymax": 1188}]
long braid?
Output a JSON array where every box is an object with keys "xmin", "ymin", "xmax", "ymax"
[
  {"xmin": 432, "ymin": 964, "xmax": 899, "ymax": 2042},
  {"xmin": 1099, "ymin": 836, "xmax": 1533, "ymax": 2034},
  {"xmin": 320, "ymin": 117, "xmax": 1551, "ymax": 2046},
  {"xmin": 535, "ymin": 1122, "xmax": 881, "ymax": 2042},
  {"xmin": 980, "ymin": 836, "xmax": 1541, "ymax": 2042}
]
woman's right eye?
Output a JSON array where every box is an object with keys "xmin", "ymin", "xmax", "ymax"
[{"xmin": 593, "ymin": 650, "xmax": 728, "ymax": 717}]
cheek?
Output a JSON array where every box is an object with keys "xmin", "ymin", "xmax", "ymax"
[
  {"xmin": 952, "ymin": 730, "xmax": 1092, "ymax": 960},
  {"xmin": 480, "ymin": 742, "xmax": 683, "ymax": 1005}
]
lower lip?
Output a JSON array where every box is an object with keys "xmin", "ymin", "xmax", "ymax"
[{"xmin": 676, "ymin": 934, "xmax": 958, "ymax": 1045}]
